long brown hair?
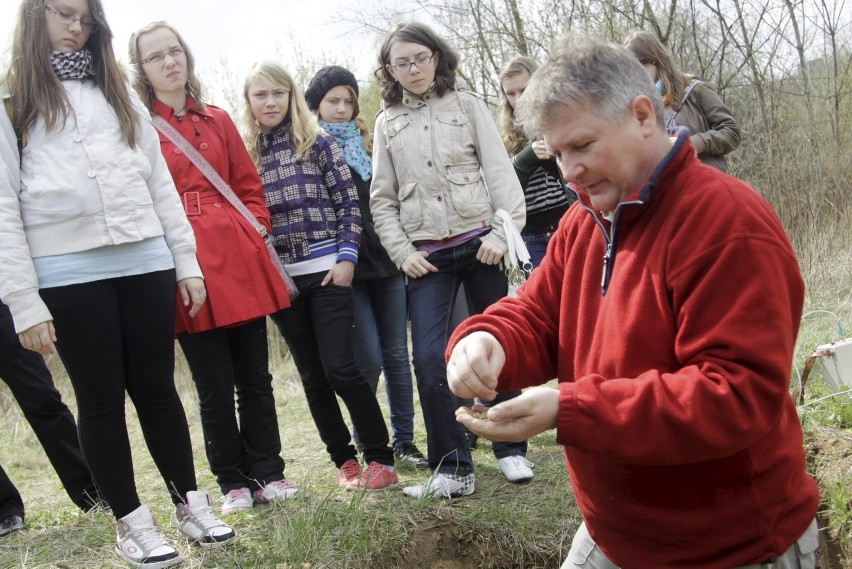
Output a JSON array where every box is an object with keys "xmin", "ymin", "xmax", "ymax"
[
  {"xmin": 5, "ymin": 0, "xmax": 140, "ymax": 147},
  {"xmin": 498, "ymin": 56, "xmax": 539, "ymax": 156},
  {"xmin": 243, "ymin": 61, "xmax": 322, "ymax": 167},
  {"xmin": 623, "ymin": 29, "xmax": 692, "ymax": 111},
  {"xmin": 375, "ymin": 22, "xmax": 459, "ymax": 106},
  {"xmin": 127, "ymin": 21, "xmax": 207, "ymax": 112}
]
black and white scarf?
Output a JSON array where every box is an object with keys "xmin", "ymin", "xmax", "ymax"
[{"xmin": 50, "ymin": 49, "xmax": 94, "ymax": 80}]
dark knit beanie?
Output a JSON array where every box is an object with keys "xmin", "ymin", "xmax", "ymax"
[{"xmin": 304, "ymin": 65, "xmax": 359, "ymax": 111}]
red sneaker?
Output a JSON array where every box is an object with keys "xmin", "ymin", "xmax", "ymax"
[
  {"xmin": 338, "ymin": 459, "xmax": 362, "ymax": 489},
  {"xmin": 349, "ymin": 461, "xmax": 399, "ymax": 491}
]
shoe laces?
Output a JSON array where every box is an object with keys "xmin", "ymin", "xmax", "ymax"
[
  {"xmin": 188, "ymin": 503, "xmax": 225, "ymax": 532},
  {"xmin": 340, "ymin": 460, "xmax": 361, "ymax": 479},
  {"xmin": 362, "ymin": 461, "xmax": 388, "ymax": 478},
  {"xmin": 506, "ymin": 456, "xmax": 534, "ymax": 468},
  {"xmin": 126, "ymin": 524, "xmax": 168, "ymax": 551},
  {"xmin": 266, "ymin": 479, "xmax": 297, "ymax": 492},
  {"xmin": 225, "ymin": 488, "xmax": 250, "ymax": 502}
]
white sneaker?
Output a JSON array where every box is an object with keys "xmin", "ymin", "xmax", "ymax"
[
  {"xmin": 498, "ymin": 455, "xmax": 534, "ymax": 483},
  {"xmin": 253, "ymin": 479, "xmax": 299, "ymax": 503},
  {"xmin": 221, "ymin": 487, "xmax": 252, "ymax": 515},
  {"xmin": 175, "ymin": 491, "xmax": 237, "ymax": 548},
  {"xmin": 402, "ymin": 473, "xmax": 475, "ymax": 499},
  {"xmin": 115, "ymin": 504, "xmax": 181, "ymax": 568}
]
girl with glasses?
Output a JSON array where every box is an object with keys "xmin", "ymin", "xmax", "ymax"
[
  {"xmin": 1, "ymin": 1, "xmax": 235, "ymax": 566},
  {"xmin": 243, "ymin": 61, "xmax": 398, "ymax": 491},
  {"xmin": 129, "ymin": 21, "xmax": 298, "ymax": 519},
  {"xmin": 372, "ymin": 22, "xmax": 526, "ymax": 498}
]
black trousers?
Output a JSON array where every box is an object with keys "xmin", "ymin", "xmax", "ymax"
[
  {"xmin": 0, "ymin": 303, "xmax": 98, "ymax": 516},
  {"xmin": 40, "ymin": 270, "xmax": 196, "ymax": 519},
  {"xmin": 0, "ymin": 465, "xmax": 23, "ymax": 521},
  {"xmin": 270, "ymin": 272, "xmax": 393, "ymax": 468},
  {"xmin": 178, "ymin": 317, "xmax": 285, "ymax": 494}
]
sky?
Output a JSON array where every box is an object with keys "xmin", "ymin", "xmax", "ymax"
[{"xmin": 1, "ymin": 0, "xmax": 385, "ymax": 101}]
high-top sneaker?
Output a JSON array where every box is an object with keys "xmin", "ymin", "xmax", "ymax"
[
  {"xmin": 114, "ymin": 504, "xmax": 181, "ymax": 568},
  {"xmin": 175, "ymin": 491, "xmax": 237, "ymax": 548}
]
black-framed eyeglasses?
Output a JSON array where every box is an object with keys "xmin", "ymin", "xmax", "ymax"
[
  {"xmin": 391, "ymin": 53, "xmax": 435, "ymax": 72},
  {"xmin": 140, "ymin": 46, "xmax": 187, "ymax": 66},
  {"xmin": 44, "ymin": 4, "xmax": 99, "ymax": 33}
]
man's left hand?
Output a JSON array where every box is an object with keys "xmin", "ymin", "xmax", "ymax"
[{"xmin": 455, "ymin": 386, "xmax": 560, "ymax": 442}]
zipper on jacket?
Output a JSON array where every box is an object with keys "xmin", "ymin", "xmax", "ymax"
[{"xmin": 579, "ymin": 197, "xmax": 644, "ymax": 296}]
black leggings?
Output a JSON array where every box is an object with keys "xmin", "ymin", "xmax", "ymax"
[{"xmin": 41, "ymin": 270, "xmax": 196, "ymax": 518}]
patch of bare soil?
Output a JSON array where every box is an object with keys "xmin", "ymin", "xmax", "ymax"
[
  {"xmin": 398, "ymin": 520, "xmax": 520, "ymax": 569},
  {"xmin": 805, "ymin": 428, "xmax": 852, "ymax": 569}
]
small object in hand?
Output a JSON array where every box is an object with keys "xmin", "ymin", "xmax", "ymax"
[{"xmin": 469, "ymin": 403, "xmax": 489, "ymax": 421}]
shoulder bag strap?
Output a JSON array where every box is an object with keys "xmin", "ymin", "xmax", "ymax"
[{"xmin": 151, "ymin": 114, "xmax": 298, "ymax": 299}]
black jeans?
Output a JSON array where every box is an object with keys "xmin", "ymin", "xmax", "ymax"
[
  {"xmin": 270, "ymin": 272, "xmax": 393, "ymax": 468},
  {"xmin": 0, "ymin": 303, "xmax": 98, "ymax": 512},
  {"xmin": 0, "ymin": 465, "xmax": 23, "ymax": 520},
  {"xmin": 178, "ymin": 317, "xmax": 285, "ymax": 494},
  {"xmin": 40, "ymin": 270, "xmax": 196, "ymax": 519}
]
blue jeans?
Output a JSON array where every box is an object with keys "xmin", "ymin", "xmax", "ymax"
[
  {"xmin": 352, "ymin": 274, "xmax": 416, "ymax": 447},
  {"xmin": 522, "ymin": 231, "xmax": 554, "ymax": 269},
  {"xmin": 452, "ymin": 286, "xmax": 527, "ymax": 459},
  {"xmin": 406, "ymin": 237, "xmax": 507, "ymax": 475}
]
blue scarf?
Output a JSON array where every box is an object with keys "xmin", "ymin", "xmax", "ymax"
[{"xmin": 319, "ymin": 120, "xmax": 372, "ymax": 181}]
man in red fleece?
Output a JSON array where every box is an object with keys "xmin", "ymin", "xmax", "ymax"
[{"xmin": 446, "ymin": 36, "xmax": 819, "ymax": 569}]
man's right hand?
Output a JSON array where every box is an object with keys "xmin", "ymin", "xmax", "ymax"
[
  {"xmin": 20, "ymin": 321, "xmax": 57, "ymax": 355},
  {"xmin": 447, "ymin": 331, "xmax": 505, "ymax": 400}
]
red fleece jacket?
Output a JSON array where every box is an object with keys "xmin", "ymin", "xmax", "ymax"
[{"xmin": 448, "ymin": 134, "xmax": 819, "ymax": 568}]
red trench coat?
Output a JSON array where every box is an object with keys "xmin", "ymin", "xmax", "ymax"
[{"xmin": 154, "ymin": 99, "xmax": 290, "ymax": 334}]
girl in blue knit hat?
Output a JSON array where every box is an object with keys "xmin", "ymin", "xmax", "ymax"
[{"xmin": 304, "ymin": 65, "xmax": 428, "ymax": 471}]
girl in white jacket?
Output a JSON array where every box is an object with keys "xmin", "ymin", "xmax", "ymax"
[
  {"xmin": 371, "ymin": 22, "xmax": 526, "ymax": 498},
  {"xmin": 1, "ymin": 1, "xmax": 234, "ymax": 566}
]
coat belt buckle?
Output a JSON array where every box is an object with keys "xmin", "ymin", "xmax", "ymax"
[{"xmin": 183, "ymin": 192, "xmax": 201, "ymax": 216}]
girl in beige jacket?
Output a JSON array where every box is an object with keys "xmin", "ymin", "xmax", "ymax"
[{"xmin": 371, "ymin": 21, "xmax": 525, "ymax": 499}]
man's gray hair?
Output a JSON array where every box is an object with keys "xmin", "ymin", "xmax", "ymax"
[{"xmin": 516, "ymin": 35, "xmax": 664, "ymax": 138}]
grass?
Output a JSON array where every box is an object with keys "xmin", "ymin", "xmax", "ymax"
[
  {"xmin": 0, "ymin": 345, "xmax": 576, "ymax": 568},
  {"xmin": 0, "ymin": 135, "xmax": 850, "ymax": 565}
]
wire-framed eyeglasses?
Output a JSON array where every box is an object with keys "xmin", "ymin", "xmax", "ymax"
[
  {"xmin": 140, "ymin": 47, "xmax": 187, "ymax": 66},
  {"xmin": 391, "ymin": 53, "xmax": 436, "ymax": 72},
  {"xmin": 44, "ymin": 4, "xmax": 99, "ymax": 33}
]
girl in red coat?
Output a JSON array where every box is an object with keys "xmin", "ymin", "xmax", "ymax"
[{"xmin": 130, "ymin": 22, "xmax": 296, "ymax": 516}]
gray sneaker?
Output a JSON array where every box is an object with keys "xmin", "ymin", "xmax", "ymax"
[
  {"xmin": 175, "ymin": 491, "xmax": 237, "ymax": 548},
  {"xmin": 115, "ymin": 504, "xmax": 181, "ymax": 569},
  {"xmin": 402, "ymin": 472, "xmax": 475, "ymax": 499},
  {"xmin": 497, "ymin": 456, "xmax": 534, "ymax": 483}
]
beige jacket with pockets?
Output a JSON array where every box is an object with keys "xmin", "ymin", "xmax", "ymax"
[{"xmin": 371, "ymin": 89, "xmax": 525, "ymax": 268}]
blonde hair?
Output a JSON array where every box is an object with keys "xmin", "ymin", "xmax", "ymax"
[
  {"xmin": 243, "ymin": 61, "xmax": 321, "ymax": 167},
  {"xmin": 315, "ymin": 85, "xmax": 372, "ymax": 156},
  {"xmin": 498, "ymin": 56, "xmax": 539, "ymax": 156},
  {"xmin": 6, "ymin": 0, "xmax": 139, "ymax": 147},
  {"xmin": 127, "ymin": 21, "xmax": 206, "ymax": 112}
]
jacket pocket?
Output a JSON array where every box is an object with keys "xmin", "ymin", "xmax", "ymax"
[
  {"xmin": 398, "ymin": 181, "xmax": 423, "ymax": 233},
  {"xmin": 446, "ymin": 167, "xmax": 490, "ymax": 219},
  {"xmin": 436, "ymin": 112, "xmax": 470, "ymax": 158}
]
